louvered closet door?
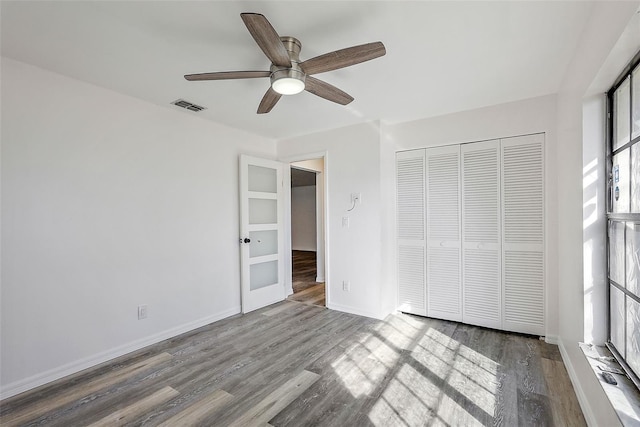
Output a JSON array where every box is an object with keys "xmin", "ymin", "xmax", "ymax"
[
  {"xmin": 396, "ymin": 150, "xmax": 427, "ymax": 316},
  {"xmin": 426, "ymin": 145, "xmax": 462, "ymax": 321},
  {"xmin": 501, "ymin": 134, "xmax": 544, "ymax": 335},
  {"xmin": 462, "ymin": 140, "xmax": 502, "ymax": 329}
]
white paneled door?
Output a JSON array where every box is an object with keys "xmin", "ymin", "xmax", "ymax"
[
  {"xmin": 461, "ymin": 140, "xmax": 502, "ymax": 330},
  {"xmin": 426, "ymin": 145, "xmax": 462, "ymax": 321},
  {"xmin": 395, "ymin": 134, "xmax": 545, "ymax": 336},
  {"xmin": 239, "ymin": 155, "xmax": 285, "ymax": 313},
  {"xmin": 501, "ymin": 134, "xmax": 545, "ymax": 335},
  {"xmin": 396, "ymin": 150, "xmax": 427, "ymax": 316}
]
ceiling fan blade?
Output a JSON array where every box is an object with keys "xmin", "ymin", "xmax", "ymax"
[
  {"xmin": 257, "ymin": 87, "xmax": 282, "ymax": 114},
  {"xmin": 304, "ymin": 76, "xmax": 354, "ymax": 105},
  {"xmin": 240, "ymin": 13, "xmax": 291, "ymax": 68},
  {"xmin": 300, "ymin": 42, "xmax": 386, "ymax": 75},
  {"xmin": 184, "ymin": 71, "xmax": 271, "ymax": 81}
]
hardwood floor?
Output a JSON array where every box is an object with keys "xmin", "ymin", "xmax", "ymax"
[
  {"xmin": 0, "ymin": 302, "xmax": 585, "ymax": 426},
  {"xmin": 289, "ymin": 250, "xmax": 324, "ymax": 307}
]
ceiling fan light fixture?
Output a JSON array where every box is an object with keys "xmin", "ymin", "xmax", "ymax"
[
  {"xmin": 271, "ymin": 69, "xmax": 306, "ymax": 95},
  {"xmin": 184, "ymin": 13, "xmax": 386, "ymax": 113}
]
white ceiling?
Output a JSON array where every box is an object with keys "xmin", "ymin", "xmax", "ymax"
[{"xmin": 1, "ymin": 1, "xmax": 595, "ymax": 140}]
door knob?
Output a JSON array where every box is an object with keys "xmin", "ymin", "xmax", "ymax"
[{"xmin": 243, "ymin": 238, "xmax": 251, "ymax": 243}]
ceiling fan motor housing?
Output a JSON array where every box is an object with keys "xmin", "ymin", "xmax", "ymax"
[
  {"xmin": 270, "ymin": 36, "xmax": 306, "ymax": 95},
  {"xmin": 280, "ymin": 36, "xmax": 302, "ymax": 60}
]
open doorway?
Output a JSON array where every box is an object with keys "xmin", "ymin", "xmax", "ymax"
[{"xmin": 288, "ymin": 158, "xmax": 325, "ymax": 307}]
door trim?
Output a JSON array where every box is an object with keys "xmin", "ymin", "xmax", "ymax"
[{"xmin": 280, "ymin": 151, "xmax": 329, "ymax": 306}]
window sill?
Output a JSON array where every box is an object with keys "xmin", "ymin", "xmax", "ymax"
[{"xmin": 580, "ymin": 343, "xmax": 640, "ymax": 426}]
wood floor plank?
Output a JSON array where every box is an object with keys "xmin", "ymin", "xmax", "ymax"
[
  {"xmin": 262, "ymin": 301, "xmax": 298, "ymax": 316},
  {"xmin": 0, "ymin": 309, "xmax": 585, "ymax": 427},
  {"xmin": 542, "ymin": 358, "xmax": 587, "ymax": 426},
  {"xmin": 227, "ymin": 370, "xmax": 320, "ymax": 427},
  {"xmin": 217, "ymin": 310, "xmax": 342, "ymax": 397},
  {"xmin": 271, "ymin": 315, "xmax": 399, "ymax": 427},
  {"xmin": 511, "ymin": 335, "xmax": 554, "ymax": 427},
  {"xmin": 87, "ymin": 385, "xmax": 179, "ymax": 427},
  {"xmin": 156, "ymin": 389, "xmax": 233, "ymax": 426},
  {"xmin": 214, "ymin": 312, "xmax": 368, "ymax": 426},
  {"xmin": 290, "ymin": 251, "xmax": 325, "ymax": 306},
  {"xmin": 138, "ymin": 306, "xmax": 338, "ymax": 424},
  {"xmin": 291, "ymin": 250, "xmax": 319, "ymax": 294},
  {"xmin": 305, "ymin": 293, "xmax": 326, "ymax": 306},
  {"xmin": 0, "ymin": 352, "xmax": 172, "ymax": 426},
  {"xmin": 290, "ymin": 283, "xmax": 322, "ymax": 298},
  {"xmin": 426, "ymin": 323, "xmax": 494, "ymax": 427}
]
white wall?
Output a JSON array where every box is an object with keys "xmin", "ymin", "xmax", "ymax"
[
  {"xmin": 291, "ymin": 185, "xmax": 317, "ymax": 251},
  {"xmin": 278, "ymin": 122, "xmax": 388, "ymax": 319},
  {"xmin": 555, "ymin": 2, "xmax": 639, "ymax": 426},
  {"xmin": 582, "ymin": 94, "xmax": 607, "ymax": 346},
  {"xmin": 0, "ymin": 58, "xmax": 276, "ymax": 398},
  {"xmin": 384, "ymin": 94, "xmax": 560, "ymax": 339},
  {"xmin": 379, "ymin": 128, "xmax": 397, "ymax": 316}
]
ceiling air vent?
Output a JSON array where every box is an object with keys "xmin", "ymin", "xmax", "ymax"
[{"xmin": 171, "ymin": 99, "xmax": 207, "ymax": 112}]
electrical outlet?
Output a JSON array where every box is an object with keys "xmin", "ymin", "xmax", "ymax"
[
  {"xmin": 342, "ymin": 216, "xmax": 349, "ymax": 228},
  {"xmin": 138, "ymin": 305, "xmax": 148, "ymax": 320},
  {"xmin": 342, "ymin": 280, "xmax": 350, "ymax": 292}
]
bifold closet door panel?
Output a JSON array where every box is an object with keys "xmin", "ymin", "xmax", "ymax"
[
  {"xmin": 426, "ymin": 145, "xmax": 462, "ymax": 321},
  {"xmin": 461, "ymin": 140, "xmax": 502, "ymax": 330},
  {"xmin": 501, "ymin": 134, "xmax": 545, "ymax": 335},
  {"xmin": 396, "ymin": 150, "xmax": 427, "ymax": 316}
]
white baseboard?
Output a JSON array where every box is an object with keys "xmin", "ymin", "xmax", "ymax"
[
  {"xmin": 327, "ymin": 302, "xmax": 384, "ymax": 320},
  {"xmin": 557, "ymin": 337, "xmax": 597, "ymax": 427},
  {"xmin": 316, "ymin": 276, "xmax": 325, "ymax": 282},
  {"xmin": 0, "ymin": 306, "xmax": 240, "ymax": 400},
  {"xmin": 545, "ymin": 334, "xmax": 559, "ymax": 345}
]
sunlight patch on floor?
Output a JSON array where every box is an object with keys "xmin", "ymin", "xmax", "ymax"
[
  {"xmin": 367, "ymin": 324, "xmax": 499, "ymax": 426},
  {"xmin": 330, "ymin": 342, "xmax": 382, "ymax": 397},
  {"xmin": 368, "ymin": 363, "xmax": 439, "ymax": 426},
  {"xmin": 446, "ymin": 367, "xmax": 496, "ymax": 415},
  {"xmin": 331, "ymin": 315, "xmax": 422, "ymax": 398},
  {"xmin": 379, "ymin": 315, "xmax": 422, "ymax": 349},
  {"xmin": 412, "ymin": 329, "xmax": 458, "ymax": 380},
  {"xmin": 436, "ymin": 393, "xmax": 484, "ymax": 427}
]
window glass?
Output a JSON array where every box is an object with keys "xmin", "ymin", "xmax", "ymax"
[
  {"xmin": 615, "ymin": 77, "xmax": 631, "ymax": 151},
  {"xmin": 627, "ymin": 298, "xmax": 640, "ymax": 375},
  {"xmin": 628, "ymin": 222, "xmax": 640, "ymax": 296},
  {"xmin": 610, "ymin": 221, "xmax": 626, "ymax": 286},
  {"xmin": 608, "ymin": 54, "xmax": 640, "ymax": 386},
  {"xmin": 611, "ymin": 285, "xmax": 626, "ymax": 355}
]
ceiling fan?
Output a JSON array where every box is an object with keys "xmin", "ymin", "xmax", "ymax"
[{"xmin": 184, "ymin": 13, "xmax": 386, "ymax": 114}]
